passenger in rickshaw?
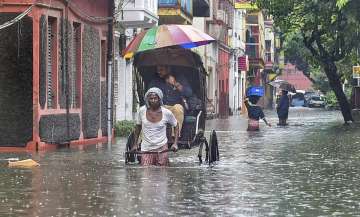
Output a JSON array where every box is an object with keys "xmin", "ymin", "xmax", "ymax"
[
  {"xmin": 131, "ymin": 87, "xmax": 179, "ymax": 166},
  {"xmin": 148, "ymin": 65, "xmax": 193, "ymax": 136}
]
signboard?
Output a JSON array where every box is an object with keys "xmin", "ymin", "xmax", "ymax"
[
  {"xmin": 353, "ymin": 66, "xmax": 360, "ymax": 78},
  {"xmin": 235, "ymin": 2, "xmax": 258, "ymax": 10}
]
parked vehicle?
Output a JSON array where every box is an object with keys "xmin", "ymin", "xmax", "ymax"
[
  {"xmin": 291, "ymin": 92, "xmax": 305, "ymax": 107},
  {"xmin": 307, "ymin": 96, "xmax": 326, "ymax": 108},
  {"xmin": 304, "ymin": 91, "xmax": 317, "ymax": 107}
]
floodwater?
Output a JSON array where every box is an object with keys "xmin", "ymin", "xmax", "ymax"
[{"xmin": 1, "ymin": 108, "xmax": 360, "ymax": 216}]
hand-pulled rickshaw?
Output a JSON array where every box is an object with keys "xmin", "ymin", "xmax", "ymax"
[{"xmin": 125, "ymin": 47, "xmax": 219, "ymax": 165}]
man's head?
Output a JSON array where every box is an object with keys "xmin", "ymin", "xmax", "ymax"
[
  {"xmin": 157, "ymin": 65, "xmax": 170, "ymax": 78},
  {"xmin": 282, "ymin": 90, "xmax": 288, "ymax": 95},
  {"xmin": 144, "ymin": 87, "xmax": 163, "ymax": 109},
  {"xmin": 147, "ymin": 93, "xmax": 161, "ymax": 109}
]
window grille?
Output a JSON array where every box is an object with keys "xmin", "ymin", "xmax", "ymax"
[
  {"xmin": 47, "ymin": 22, "xmax": 53, "ymax": 108},
  {"xmin": 71, "ymin": 23, "xmax": 81, "ymax": 108}
]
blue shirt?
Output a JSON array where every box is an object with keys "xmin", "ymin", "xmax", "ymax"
[
  {"xmin": 148, "ymin": 74, "xmax": 192, "ymax": 106},
  {"xmin": 245, "ymin": 100, "xmax": 265, "ymax": 120}
]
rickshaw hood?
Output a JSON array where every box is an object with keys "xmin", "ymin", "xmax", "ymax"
[{"xmin": 134, "ymin": 48, "xmax": 203, "ymax": 68}]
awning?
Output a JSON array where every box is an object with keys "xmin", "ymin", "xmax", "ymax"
[{"xmin": 238, "ymin": 55, "xmax": 249, "ymax": 71}]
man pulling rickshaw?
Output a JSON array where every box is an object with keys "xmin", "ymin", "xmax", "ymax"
[{"xmin": 131, "ymin": 87, "xmax": 179, "ymax": 166}]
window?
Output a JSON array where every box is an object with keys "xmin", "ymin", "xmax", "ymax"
[
  {"xmin": 265, "ymin": 40, "xmax": 271, "ymax": 52},
  {"xmin": 246, "ymin": 15, "xmax": 258, "ymax": 24},
  {"xmin": 47, "ymin": 17, "xmax": 57, "ymax": 109},
  {"xmin": 71, "ymin": 22, "xmax": 81, "ymax": 108},
  {"xmin": 101, "ymin": 40, "xmax": 107, "ymax": 78},
  {"xmin": 266, "ymin": 53, "xmax": 272, "ymax": 62}
]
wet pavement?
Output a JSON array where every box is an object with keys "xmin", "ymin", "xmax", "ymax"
[{"xmin": 1, "ymin": 108, "xmax": 360, "ymax": 216}]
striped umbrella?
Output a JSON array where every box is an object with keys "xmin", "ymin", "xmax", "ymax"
[{"xmin": 123, "ymin": 25, "xmax": 215, "ymax": 59}]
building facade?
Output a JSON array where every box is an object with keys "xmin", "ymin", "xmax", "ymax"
[
  {"xmin": 0, "ymin": 0, "xmax": 114, "ymax": 150},
  {"xmin": 114, "ymin": 0, "xmax": 159, "ymax": 121},
  {"xmin": 262, "ymin": 16, "xmax": 276, "ymax": 108},
  {"xmin": 229, "ymin": 8, "xmax": 246, "ymax": 115}
]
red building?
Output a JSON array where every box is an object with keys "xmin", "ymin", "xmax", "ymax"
[
  {"xmin": 278, "ymin": 63, "xmax": 313, "ymax": 91},
  {"xmin": 210, "ymin": 0, "xmax": 233, "ymax": 118},
  {"xmin": 218, "ymin": 47, "xmax": 230, "ymax": 118},
  {"xmin": 0, "ymin": 0, "xmax": 114, "ymax": 151}
]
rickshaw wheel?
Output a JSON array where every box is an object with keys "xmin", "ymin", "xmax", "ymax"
[
  {"xmin": 208, "ymin": 130, "xmax": 219, "ymax": 164},
  {"xmin": 125, "ymin": 131, "xmax": 138, "ymax": 164},
  {"xmin": 196, "ymin": 130, "xmax": 208, "ymax": 164}
]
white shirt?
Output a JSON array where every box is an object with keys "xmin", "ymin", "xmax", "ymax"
[{"xmin": 136, "ymin": 106, "xmax": 177, "ymax": 151}]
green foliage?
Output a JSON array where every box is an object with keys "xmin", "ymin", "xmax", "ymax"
[
  {"xmin": 283, "ymin": 31, "xmax": 313, "ymax": 74},
  {"xmin": 337, "ymin": 52, "xmax": 360, "ymax": 81},
  {"xmin": 325, "ymin": 91, "xmax": 339, "ymax": 108},
  {"xmin": 115, "ymin": 120, "xmax": 135, "ymax": 137},
  {"xmin": 283, "ymin": 31, "xmax": 359, "ymax": 92},
  {"xmin": 325, "ymin": 88, "xmax": 352, "ymax": 108},
  {"xmin": 336, "ymin": 0, "xmax": 349, "ymax": 9},
  {"xmin": 310, "ymin": 66, "xmax": 330, "ymax": 93}
]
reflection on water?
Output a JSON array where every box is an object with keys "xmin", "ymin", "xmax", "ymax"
[{"xmin": 1, "ymin": 108, "xmax": 360, "ymax": 216}]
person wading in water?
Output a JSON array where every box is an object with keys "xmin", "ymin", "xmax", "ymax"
[
  {"xmin": 277, "ymin": 90, "xmax": 290, "ymax": 126},
  {"xmin": 244, "ymin": 95, "xmax": 271, "ymax": 131},
  {"xmin": 131, "ymin": 87, "xmax": 179, "ymax": 166}
]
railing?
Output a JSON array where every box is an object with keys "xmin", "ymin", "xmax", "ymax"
[
  {"xmin": 265, "ymin": 53, "xmax": 272, "ymax": 62},
  {"xmin": 158, "ymin": 0, "xmax": 177, "ymax": 6},
  {"xmin": 158, "ymin": 0, "xmax": 192, "ymax": 16}
]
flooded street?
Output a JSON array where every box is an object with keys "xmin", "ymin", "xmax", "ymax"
[{"xmin": 1, "ymin": 108, "xmax": 360, "ymax": 216}]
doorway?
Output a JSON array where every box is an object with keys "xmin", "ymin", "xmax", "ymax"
[{"xmin": 0, "ymin": 14, "xmax": 33, "ymax": 146}]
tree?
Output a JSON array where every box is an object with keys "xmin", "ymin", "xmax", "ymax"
[
  {"xmin": 255, "ymin": 0, "xmax": 360, "ymax": 123},
  {"xmin": 283, "ymin": 31, "xmax": 311, "ymax": 75},
  {"xmin": 283, "ymin": 31, "xmax": 357, "ymax": 93}
]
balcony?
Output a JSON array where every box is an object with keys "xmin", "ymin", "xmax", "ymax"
[
  {"xmin": 116, "ymin": 0, "xmax": 158, "ymax": 28},
  {"xmin": 193, "ymin": 0, "xmax": 210, "ymax": 17},
  {"xmin": 246, "ymin": 44, "xmax": 258, "ymax": 58},
  {"xmin": 265, "ymin": 52, "xmax": 273, "ymax": 70},
  {"xmin": 208, "ymin": 22, "xmax": 228, "ymax": 42},
  {"xmin": 158, "ymin": 0, "xmax": 193, "ymax": 24},
  {"xmin": 246, "ymin": 43, "xmax": 264, "ymax": 68}
]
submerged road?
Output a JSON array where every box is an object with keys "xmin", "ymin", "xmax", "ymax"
[{"xmin": 0, "ymin": 108, "xmax": 360, "ymax": 216}]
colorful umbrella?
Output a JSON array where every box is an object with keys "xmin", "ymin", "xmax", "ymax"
[{"xmin": 123, "ymin": 25, "xmax": 215, "ymax": 59}]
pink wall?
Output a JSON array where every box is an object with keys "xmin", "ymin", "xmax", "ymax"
[{"xmin": 278, "ymin": 63, "xmax": 313, "ymax": 91}]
